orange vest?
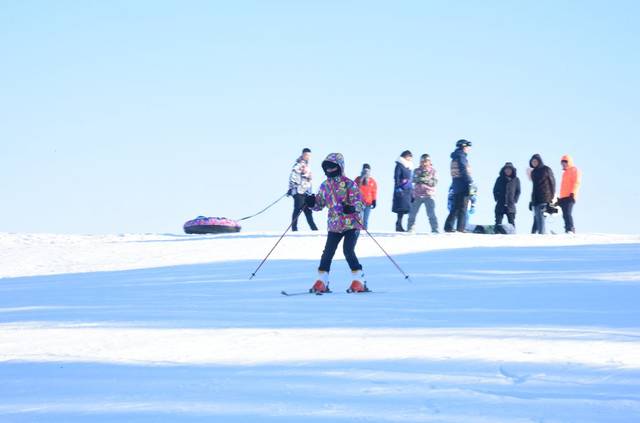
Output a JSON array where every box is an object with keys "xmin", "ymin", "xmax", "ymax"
[
  {"xmin": 559, "ymin": 155, "xmax": 581, "ymax": 200},
  {"xmin": 355, "ymin": 176, "xmax": 378, "ymax": 206}
]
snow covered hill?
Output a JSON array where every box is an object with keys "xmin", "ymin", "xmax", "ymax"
[
  {"xmin": 1, "ymin": 232, "xmax": 640, "ymax": 422},
  {"xmin": 1, "ymin": 231, "xmax": 638, "ymax": 278}
]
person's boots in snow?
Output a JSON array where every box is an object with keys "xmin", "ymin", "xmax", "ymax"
[
  {"xmin": 347, "ymin": 271, "xmax": 370, "ymax": 293},
  {"xmin": 309, "ymin": 271, "xmax": 331, "ymax": 294}
]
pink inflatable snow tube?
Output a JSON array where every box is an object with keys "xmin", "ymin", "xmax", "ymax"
[{"xmin": 183, "ymin": 216, "xmax": 241, "ymax": 234}]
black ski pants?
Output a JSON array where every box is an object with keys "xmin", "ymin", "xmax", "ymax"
[
  {"xmin": 318, "ymin": 229, "xmax": 362, "ymax": 272},
  {"xmin": 292, "ymin": 194, "xmax": 317, "ymax": 231},
  {"xmin": 444, "ymin": 192, "xmax": 470, "ymax": 232},
  {"xmin": 495, "ymin": 210, "xmax": 516, "ymax": 226}
]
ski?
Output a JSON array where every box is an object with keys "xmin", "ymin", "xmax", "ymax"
[
  {"xmin": 281, "ymin": 290, "xmax": 329, "ymax": 296},
  {"xmin": 281, "ymin": 289, "xmax": 378, "ymax": 296}
]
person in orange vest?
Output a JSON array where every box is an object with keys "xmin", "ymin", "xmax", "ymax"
[
  {"xmin": 354, "ymin": 163, "xmax": 378, "ymax": 229},
  {"xmin": 557, "ymin": 154, "xmax": 581, "ymax": 233}
]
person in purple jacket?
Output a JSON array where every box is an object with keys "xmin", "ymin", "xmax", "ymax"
[{"xmin": 304, "ymin": 153, "xmax": 368, "ymax": 293}]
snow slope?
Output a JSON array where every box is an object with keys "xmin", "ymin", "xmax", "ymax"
[
  {"xmin": 1, "ymin": 231, "xmax": 638, "ymax": 278},
  {"xmin": 1, "ymin": 232, "xmax": 640, "ymax": 422}
]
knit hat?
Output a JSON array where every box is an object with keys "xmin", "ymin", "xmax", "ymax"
[
  {"xmin": 362, "ymin": 163, "xmax": 371, "ymax": 169},
  {"xmin": 401, "ymin": 150, "xmax": 412, "ymax": 158},
  {"xmin": 420, "ymin": 154, "xmax": 430, "ymax": 161}
]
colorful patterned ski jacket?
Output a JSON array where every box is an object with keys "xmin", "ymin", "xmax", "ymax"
[
  {"xmin": 412, "ymin": 165, "xmax": 438, "ymax": 198},
  {"xmin": 288, "ymin": 156, "xmax": 313, "ymax": 195},
  {"xmin": 313, "ymin": 153, "xmax": 364, "ymax": 233}
]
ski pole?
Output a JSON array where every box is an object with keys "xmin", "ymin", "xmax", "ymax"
[
  {"xmin": 354, "ymin": 215, "xmax": 411, "ymax": 282},
  {"xmin": 326, "ymin": 178, "xmax": 411, "ymax": 282},
  {"xmin": 249, "ymin": 206, "xmax": 304, "ymax": 280}
]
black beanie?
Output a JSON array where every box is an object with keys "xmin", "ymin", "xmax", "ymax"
[
  {"xmin": 401, "ymin": 150, "xmax": 412, "ymax": 158},
  {"xmin": 362, "ymin": 163, "xmax": 371, "ymax": 169}
]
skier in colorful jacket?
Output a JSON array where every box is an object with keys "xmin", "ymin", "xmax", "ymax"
[
  {"xmin": 288, "ymin": 148, "xmax": 318, "ymax": 231},
  {"xmin": 557, "ymin": 154, "xmax": 581, "ymax": 233},
  {"xmin": 304, "ymin": 153, "xmax": 367, "ymax": 293},
  {"xmin": 354, "ymin": 163, "xmax": 378, "ymax": 230}
]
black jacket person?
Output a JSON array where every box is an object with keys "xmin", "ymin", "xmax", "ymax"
[{"xmin": 493, "ymin": 162, "xmax": 521, "ymax": 226}]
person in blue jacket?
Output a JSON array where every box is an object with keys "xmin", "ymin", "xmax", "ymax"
[{"xmin": 444, "ymin": 140, "xmax": 473, "ymax": 232}]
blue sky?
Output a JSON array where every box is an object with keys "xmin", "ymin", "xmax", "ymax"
[{"xmin": 1, "ymin": 1, "xmax": 639, "ymax": 234}]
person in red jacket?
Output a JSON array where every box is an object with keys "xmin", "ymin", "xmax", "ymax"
[
  {"xmin": 557, "ymin": 154, "xmax": 581, "ymax": 233},
  {"xmin": 354, "ymin": 163, "xmax": 378, "ymax": 229}
]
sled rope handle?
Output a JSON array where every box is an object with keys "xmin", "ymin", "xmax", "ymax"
[{"xmin": 238, "ymin": 193, "xmax": 288, "ymax": 221}]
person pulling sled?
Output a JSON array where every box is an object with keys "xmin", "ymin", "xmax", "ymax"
[{"xmin": 304, "ymin": 153, "xmax": 369, "ymax": 294}]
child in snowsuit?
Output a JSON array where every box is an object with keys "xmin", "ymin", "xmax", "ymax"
[
  {"xmin": 304, "ymin": 153, "xmax": 367, "ymax": 293},
  {"xmin": 493, "ymin": 162, "xmax": 521, "ymax": 226}
]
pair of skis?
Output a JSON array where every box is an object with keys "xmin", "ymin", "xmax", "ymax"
[{"xmin": 281, "ymin": 288, "xmax": 375, "ymax": 296}]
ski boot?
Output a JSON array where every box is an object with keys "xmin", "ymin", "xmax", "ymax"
[
  {"xmin": 346, "ymin": 271, "xmax": 370, "ymax": 293},
  {"xmin": 309, "ymin": 271, "xmax": 332, "ymax": 294}
]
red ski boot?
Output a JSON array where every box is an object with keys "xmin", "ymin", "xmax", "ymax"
[
  {"xmin": 309, "ymin": 272, "xmax": 331, "ymax": 294},
  {"xmin": 346, "ymin": 272, "xmax": 370, "ymax": 293}
]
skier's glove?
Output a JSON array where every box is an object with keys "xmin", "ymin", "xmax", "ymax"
[
  {"xmin": 342, "ymin": 202, "xmax": 356, "ymax": 214},
  {"xmin": 371, "ymin": 200, "xmax": 377, "ymax": 209},
  {"xmin": 528, "ymin": 202, "xmax": 533, "ymax": 211},
  {"xmin": 286, "ymin": 190, "xmax": 291, "ymax": 197},
  {"xmin": 304, "ymin": 194, "xmax": 316, "ymax": 208}
]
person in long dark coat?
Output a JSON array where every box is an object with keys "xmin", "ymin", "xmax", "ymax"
[
  {"xmin": 392, "ymin": 150, "xmax": 413, "ymax": 232},
  {"xmin": 493, "ymin": 162, "xmax": 521, "ymax": 226},
  {"xmin": 529, "ymin": 154, "xmax": 556, "ymax": 234}
]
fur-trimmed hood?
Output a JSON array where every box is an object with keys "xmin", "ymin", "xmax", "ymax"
[{"xmin": 396, "ymin": 156, "xmax": 412, "ymax": 169}]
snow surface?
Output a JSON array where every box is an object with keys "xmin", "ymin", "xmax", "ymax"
[{"xmin": 1, "ymin": 232, "xmax": 640, "ymax": 422}]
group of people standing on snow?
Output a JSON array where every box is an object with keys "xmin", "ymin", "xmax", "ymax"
[
  {"xmin": 286, "ymin": 144, "xmax": 581, "ymax": 293},
  {"xmin": 288, "ymin": 143, "xmax": 582, "ymax": 236}
]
